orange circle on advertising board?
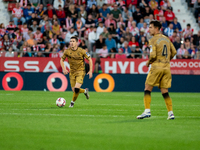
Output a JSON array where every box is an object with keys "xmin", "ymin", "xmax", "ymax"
[
  {"xmin": 2, "ymin": 72, "xmax": 24, "ymax": 91},
  {"xmin": 47, "ymin": 73, "xmax": 68, "ymax": 91},
  {"xmin": 93, "ymin": 73, "xmax": 115, "ymax": 92}
]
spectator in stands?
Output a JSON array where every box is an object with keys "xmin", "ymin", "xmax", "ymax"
[
  {"xmin": 117, "ymin": 24, "xmax": 125, "ymax": 38},
  {"xmin": 78, "ymin": 6, "xmax": 87, "ymax": 25},
  {"xmin": 88, "ymin": 26, "xmax": 99, "ymax": 51},
  {"xmin": 12, "ymin": 3, "xmax": 26, "ymax": 26},
  {"xmin": 115, "ymin": 48, "xmax": 126, "ymax": 59},
  {"xmin": 39, "ymin": 15, "xmax": 51, "ymax": 27},
  {"xmin": 177, "ymin": 44, "xmax": 187, "ymax": 59},
  {"xmin": 117, "ymin": 37, "xmax": 125, "ymax": 49},
  {"xmin": 52, "ymin": 20, "xmax": 62, "ymax": 36},
  {"xmin": 185, "ymin": 38, "xmax": 191, "ymax": 50},
  {"xmin": 118, "ymin": 17, "xmax": 126, "ymax": 28},
  {"xmin": 53, "ymin": 0, "xmax": 64, "ymax": 10},
  {"xmin": 95, "ymin": 34, "xmax": 105, "ymax": 52},
  {"xmin": 161, "ymin": 17, "xmax": 168, "ymax": 31},
  {"xmin": 122, "ymin": 7, "xmax": 132, "ymax": 23},
  {"xmin": 137, "ymin": 18, "xmax": 144, "ymax": 29},
  {"xmin": 142, "ymin": 48, "xmax": 149, "ymax": 59},
  {"xmin": 97, "ymin": 0, "xmax": 104, "ymax": 9},
  {"xmin": 173, "ymin": 36, "xmax": 181, "ymax": 50},
  {"xmin": 196, "ymin": 51, "xmax": 200, "ymax": 59},
  {"xmin": 56, "ymin": 5, "xmax": 66, "ymax": 26},
  {"xmin": 44, "ymin": 42, "xmax": 52, "ymax": 57},
  {"xmin": 183, "ymin": 24, "xmax": 194, "ymax": 39},
  {"xmin": 27, "ymin": 33, "xmax": 36, "ymax": 46},
  {"xmin": 154, "ymin": 6, "xmax": 164, "ymax": 21},
  {"xmin": 110, "ymin": 4, "xmax": 122, "ymax": 22},
  {"xmin": 88, "ymin": 4, "xmax": 100, "ymax": 23},
  {"xmin": 126, "ymin": 0, "xmax": 137, "ymax": 11},
  {"xmin": 160, "ymin": 0, "xmax": 171, "ymax": 11},
  {"xmin": 41, "ymin": 20, "xmax": 52, "ymax": 33},
  {"xmin": 87, "ymin": 0, "xmax": 97, "ymax": 9},
  {"xmin": 194, "ymin": 0, "xmax": 200, "ymax": 19},
  {"xmin": 97, "ymin": 44, "xmax": 109, "ymax": 58},
  {"xmin": 133, "ymin": 7, "xmax": 143, "ymax": 23},
  {"xmin": 182, "ymin": 50, "xmax": 191, "ymax": 59},
  {"xmin": 42, "ymin": 0, "xmax": 54, "ymax": 7},
  {"xmin": 105, "ymin": 34, "xmax": 116, "ymax": 52},
  {"xmin": 105, "ymin": 0, "xmax": 115, "ymax": 9},
  {"xmin": 67, "ymin": 4, "xmax": 78, "ymax": 24},
  {"xmin": 105, "ymin": 14, "xmax": 116, "ymax": 29},
  {"xmin": 19, "ymin": 0, "xmax": 28, "ymax": 8},
  {"xmin": 192, "ymin": 30, "xmax": 200, "ymax": 46},
  {"xmin": 75, "ymin": 18, "xmax": 86, "ymax": 38},
  {"xmin": 23, "ymin": 46, "xmax": 33, "ymax": 57},
  {"xmin": 97, "ymin": 19, "xmax": 104, "ymax": 34},
  {"xmin": 3, "ymin": 34, "xmax": 12, "ymax": 51},
  {"xmin": 169, "ymin": 31, "xmax": 178, "ymax": 43},
  {"xmin": 6, "ymin": 21, "xmax": 16, "ymax": 34},
  {"xmin": 99, "ymin": 4, "xmax": 110, "ymax": 20},
  {"xmin": 149, "ymin": 0, "xmax": 158, "ymax": 10},
  {"xmin": 49, "ymin": 45, "xmax": 59, "ymax": 58},
  {"xmin": 29, "ymin": 0, "xmax": 41, "ymax": 8},
  {"xmin": 31, "ymin": 20, "xmax": 38, "ymax": 32},
  {"xmin": 29, "ymin": 13, "xmax": 40, "ymax": 26},
  {"xmin": 164, "ymin": 23, "xmax": 174, "ymax": 37},
  {"xmin": 188, "ymin": 44, "xmax": 198, "ymax": 58},
  {"xmin": 44, "ymin": 4, "xmax": 56, "ymax": 20},
  {"xmin": 130, "ymin": 21, "xmax": 139, "ymax": 36},
  {"xmin": 100, "ymin": 27, "xmax": 109, "ymax": 39},
  {"xmin": 143, "ymin": 6, "xmax": 153, "ymax": 22},
  {"xmin": 5, "ymin": 47, "xmax": 14, "ymax": 57},
  {"xmin": 49, "ymin": 34, "xmax": 60, "ymax": 46},
  {"xmin": 129, "ymin": 36, "xmax": 139, "ymax": 48},
  {"xmin": 172, "ymin": 17, "xmax": 182, "ymax": 31},
  {"xmin": 64, "ymin": 27, "xmax": 77, "ymax": 43},
  {"xmin": 85, "ymin": 14, "xmax": 96, "ymax": 28},
  {"xmin": 140, "ymin": 22, "xmax": 149, "ymax": 35},
  {"xmin": 134, "ymin": 46, "xmax": 142, "ymax": 59},
  {"xmin": 122, "ymin": 27, "xmax": 133, "ymax": 41},
  {"xmin": 139, "ymin": 36, "xmax": 147, "ymax": 48},
  {"xmin": 34, "ymin": 27, "xmax": 43, "ymax": 43},
  {"xmin": 36, "ymin": 4, "xmax": 45, "ymax": 19},
  {"xmin": 43, "ymin": 25, "xmax": 53, "ymax": 42},
  {"xmin": 63, "ymin": 16, "xmax": 74, "ymax": 32},
  {"xmin": 122, "ymin": 41, "xmax": 132, "ymax": 58},
  {"xmin": 108, "ymin": 23, "xmax": 118, "ymax": 41},
  {"xmin": 23, "ymin": 4, "xmax": 35, "ymax": 23},
  {"xmin": 164, "ymin": 6, "xmax": 175, "ymax": 24}
]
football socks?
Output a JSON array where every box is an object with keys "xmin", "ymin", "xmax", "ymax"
[{"xmin": 144, "ymin": 90, "xmax": 151, "ymax": 110}]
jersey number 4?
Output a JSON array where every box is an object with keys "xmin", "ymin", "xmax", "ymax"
[{"xmin": 162, "ymin": 45, "xmax": 168, "ymax": 58}]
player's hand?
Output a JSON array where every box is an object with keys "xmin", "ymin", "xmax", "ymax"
[
  {"xmin": 87, "ymin": 71, "xmax": 93, "ymax": 79},
  {"xmin": 63, "ymin": 69, "xmax": 69, "ymax": 75},
  {"xmin": 146, "ymin": 62, "xmax": 150, "ymax": 67}
]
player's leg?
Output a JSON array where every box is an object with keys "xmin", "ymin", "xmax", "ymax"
[
  {"xmin": 137, "ymin": 68, "xmax": 162, "ymax": 119},
  {"xmin": 69, "ymin": 73, "xmax": 76, "ymax": 107},
  {"xmin": 160, "ymin": 69, "xmax": 174, "ymax": 120},
  {"xmin": 137, "ymin": 84, "xmax": 153, "ymax": 119}
]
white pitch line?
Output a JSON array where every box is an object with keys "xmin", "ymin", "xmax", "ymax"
[{"xmin": 0, "ymin": 113, "xmax": 126, "ymax": 118}]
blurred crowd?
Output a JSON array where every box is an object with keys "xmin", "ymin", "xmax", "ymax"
[{"xmin": 0, "ymin": 0, "xmax": 200, "ymax": 60}]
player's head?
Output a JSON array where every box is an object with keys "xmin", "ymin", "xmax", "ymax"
[
  {"xmin": 70, "ymin": 36, "xmax": 78, "ymax": 48},
  {"xmin": 149, "ymin": 21, "xmax": 162, "ymax": 36}
]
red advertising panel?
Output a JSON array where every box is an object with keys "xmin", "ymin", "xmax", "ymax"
[{"xmin": 0, "ymin": 58, "xmax": 200, "ymax": 75}]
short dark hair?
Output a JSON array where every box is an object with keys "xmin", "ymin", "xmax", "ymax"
[
  {"xmin": 150, "ymin": 20, "xmax": 162, "ymax": 30},
  {"xmin": 70, "ymin": 36, "xmax": 78, "ymax": 42},
  {"xmin": 37, "ymin": 27, "xmax": 41, "ymax": 31},
  {"xmin": 187, "ymin": 23, "xmax": 191, "ymax": 27}
]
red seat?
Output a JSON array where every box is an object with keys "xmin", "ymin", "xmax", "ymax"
[{"xmin": 8, "ymin": 3, "xmax": 16, "ymax": 12}]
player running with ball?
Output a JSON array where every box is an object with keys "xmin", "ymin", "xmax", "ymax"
[
  {"xmin": 60, "ymin": 36, "xmax": 93, "ymax": 107},
  {"xmin": 137, "ymin": 21, "xmax": 177, "ymax": 120}
]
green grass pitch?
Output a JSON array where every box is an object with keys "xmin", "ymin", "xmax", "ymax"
[{"xmin": 0, "ymin": 91, "xmax": 200, "ymax": 150}]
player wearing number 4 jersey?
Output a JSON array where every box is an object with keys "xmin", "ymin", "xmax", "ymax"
[
  {"xmin": 137, "ymin": 21, "xmax": 177, "ymax": 120},
  {"xmin": 60, "ymin": 36, "xmax": 93, "ymax": 108}
]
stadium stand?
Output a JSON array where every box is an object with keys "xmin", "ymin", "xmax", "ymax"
[{"xmin": 0, "ymin": 0, "xmax": 199, "ymax": 60}]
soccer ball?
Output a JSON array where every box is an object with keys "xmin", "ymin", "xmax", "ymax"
[{"xmin": 56, "ymin": 98, "xmax": 66, "ymax": 107}]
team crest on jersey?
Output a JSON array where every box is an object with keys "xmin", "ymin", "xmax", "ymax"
[
  {"xmin": 149, "ymin": 45, "xmax": 153, "ymax": 53},
  {"xmin": 86, "ymin": 52, "xmax": 90, "ymax": 57}
]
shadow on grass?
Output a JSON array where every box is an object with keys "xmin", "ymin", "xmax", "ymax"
[{"xmin": 105, "ymin": 119, "xmax": 152, "ymax": 124}]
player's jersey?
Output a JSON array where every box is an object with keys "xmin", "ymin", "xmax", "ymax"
[
  {"xmin": 148, "ymin": 33, "xmax": 177, "ymax": 69},
  {"xmin": 61, "ymin": 47, "xmax": 90, "ymax": 73}
]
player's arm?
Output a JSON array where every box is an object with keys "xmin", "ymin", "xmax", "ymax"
[
  {"xmin": 87, "ymin": 57, "xmax": 93, "ymax": 79},
  {"xmin": 60, "ymin": 51, "xmax": 68, "ymax": 75},
  {"xmin": 170, "ymin": 42, "xmax": 177, "ymax": 60},
  {"xmin": 83, "ymin": 50, "xmax": 93, "ymax": 79},
  {"xmin": 146, "ymin": 42, "xmax": 157, "ymax": 67}
]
